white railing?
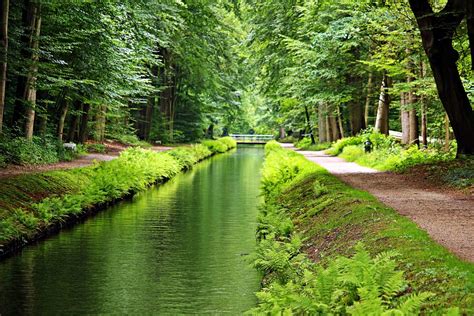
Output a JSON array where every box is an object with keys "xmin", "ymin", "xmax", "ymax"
[{"xmin": 230, "ymin": 134, "xmax": 274, "ymax": 143}]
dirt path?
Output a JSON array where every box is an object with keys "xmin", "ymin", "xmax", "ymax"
[
  {"xmin": 283, "ymin": 144, "xmax": 474, "ymax": 263},
  {"xmin": 0, "ymin": 146, "xmax": 173, "ymax": 179}
]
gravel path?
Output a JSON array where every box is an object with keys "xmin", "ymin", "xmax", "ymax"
[
  {"xmin": 0, "ymin": 146, "xmax": 172, "ymax": 179},
  {"xmin": 283, "ymin": 144, "xmax": 474, "ymax": 263}
]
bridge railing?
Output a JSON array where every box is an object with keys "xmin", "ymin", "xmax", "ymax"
[{"xmin": 230, "ymin": 134, "xmax": 274, "ymax": 143}]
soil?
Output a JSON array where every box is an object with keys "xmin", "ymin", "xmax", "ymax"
[
  {"xmin": 0, "ymin": 141, "xmax": 173, "ymax": 179},
  {"xmin": 282, "ymin": 144, "xmax": 474, "ymax": 263}
]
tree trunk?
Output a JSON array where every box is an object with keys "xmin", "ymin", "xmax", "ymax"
[
  {"xmin": 445, "ymin": 113, "xmax": 451, "ymax": 151},
  {"xmin": 349, "ymin": 101, "xmax": 365, "ymax": 136},
  {"xmin": 401, "ymin": 92, "xmax": 410, "ymax": 145},
  {"xmin": 304, "ymin": 105, "xmax": 315, "ymax": 144},
  {"xmin": 364, "ymin": 72, "xmax": 373, "ymax": 127},
  {"xmin": 318, "ymin": 103, "xmax": 327, "ymax": 143},
  {"xmin": 420, "ymin": 61, "xmax": 428, "ymax": 148},
  {"xmin": 374, "ymin": 71, "xmax": 391, "ymax": 135},
  {"xmin": 409, "ymin": 0, "xmax": 474, "ymax": 156},
  {"xmin": 57, "ymin": 100, "xmax": 68, "ymax": 142},
  {"xmin": 279, "ymin": 126, "xmax": 286, "ymax": 139},
  {"xmin": 329, "ymin": 115, "xmax": 339, "ymax": 141},
  {"xmin": 0, "ymin": 0, "xmax": 8, "ymax": 133},
  {"xmin": 144, "ymin": 96, "xmax": 154, "ymax": 140},
  {"xmin": 408, "ymin": 91, "xmax": 419, "ymax": 147},
  {"xmin": 337, "ymin": 105, "xmax": 344, "ymax": 139},
  {"xmin": 78, "ymin": 103, "xmax": 90, "ymax": 143},
  {"xmin": 66, "ymin": 100, "xmax": 81, "ymax": 142},
  {"xmin": 94, "ymin": 105, "xmax": 106, "ymax": 142}
]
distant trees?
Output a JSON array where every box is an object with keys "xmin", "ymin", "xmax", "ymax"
[
  {"xmin": 0, "ymin": 0, "xmax": 248, "ymax": 145},
  {"xmin": 245, "ymin": 0, "xmax": 473, "ymax": 156}
]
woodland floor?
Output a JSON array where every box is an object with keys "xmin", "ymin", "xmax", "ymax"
[
  {"xmin": 0, "ymin": 141, "xmax": 173, "ymax": 179},
  {"xmin": 282, "ymin": 143, "xmax": 474, "ymax": 263}
]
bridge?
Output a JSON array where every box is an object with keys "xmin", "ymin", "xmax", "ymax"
[{"xmin": 230, "ymin": 134, "xmax": 274, "ymax": 144}]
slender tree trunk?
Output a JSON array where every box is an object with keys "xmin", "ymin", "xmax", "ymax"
[
  {"xmin": 78, "ymin": 103, "xmax": 90, "ymax": 143},
  {"xmin": 0, "ymin": 0, "xmax": 8, "ymax": 133},
  {"xmin": 445, "ymin": 113, "xmax": 451, "ymax": 151},
  {"xmin": 144, "ymin": 96, "xmax": 154, "ymax": 140},
  {"xmin": 318, "ymin": 103, "xmax": 327, "ymax": 143},
  {"xmin": 401, "ymin": 92, "xmax": 410, "ymax": 145},
  {"xmin": 66, "ymin": 100, "xmax": 81, "ymax": 142},
  {"xmin": 408, "ymin": 90, "xmax": 419, "ymax": 147},
  {"xmin": 94, "ymin": 105, "xmax": 106, "ymax": 142},
  {"xmin": 364, "ymin": 72, "xmax": 373, "ymax": 127},
  {"xmin": 57, "ymin": 100, "xmax": 68, "ymax": 142},
  {"xmin": 420, "ymin": 61, "xmax": 428, "ymax": 148},
  {"xmin": 337, "ymin": 105, "xmax": 344, "ymax": 139},
  {"xmin": 375, "ymin": 71, "xmax": 391, "ymax": 135},
  {"xmin": 409, "ymin": 0, "xmax": 474, "ymax": 156},
  {"xmin": 304, "ymin": 105, "xmax": 315, "ymax": 144}
]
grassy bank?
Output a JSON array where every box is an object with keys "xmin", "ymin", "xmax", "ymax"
[
  {"xmin": 0, "ymin": 137, "xmax": 236, "ymax": 258},
  {"xmin": 250, "ymin": 141, "xmax": 473, "ymax": 314}
]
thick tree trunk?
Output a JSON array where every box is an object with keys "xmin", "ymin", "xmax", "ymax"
[
  {"xmin": 0, "ymin": 0, "xmax": 8, "ymax": 133},
  {"xmin": 374, "ymin": 71, "xmax": 391, "ymax": 135},
  {"xmin": 328, "ymin": 115, "xmax": 339, "ymax": 141},
  {"xmin": 279, "ymin": 127, "xmax": 286, "ymax": 139},
  {"xmin": 364, "ymin": 72, "xmax": 373, "ymax": 127},
  {"xmin": 409, "ymin": 0, "xmax": 474, "ymax": 156},
  {"xmin": 349, "ymin": 101, "xmax": 365, "ymax": 136},
  {"xmin": 78, "ymin": 103, "xmax": 90, "ymax": 143}
]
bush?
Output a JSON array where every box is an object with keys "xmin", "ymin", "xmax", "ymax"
[
  {"xmin": 296, "ymin": 137, "xmax": 332, "ymax": 151},
  {"xmin": 217, "ymin": 136, "xmax": 237, "ymax": 149},
  {"xmin": 202, "ymin": 139, "xmax": 228, "ymax": 153},
  {"xmin": 85, "ymin": 143, "xmax": 106, "ymax": 153}
]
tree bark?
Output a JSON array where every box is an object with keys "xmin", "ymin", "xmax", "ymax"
[
  {"xmin": 420, "ymin": 61, "xmax": 428, "ymax": 148},
  {"xmin": 94, "ymin": 105, "xmax": 106, "ymax": 142},
  {"xmin": 374, "ymin": 71, "xmax": 391, "ymax": 135},
  {"xmin": 401, "ymin": 92, "xmax": 410, "ymax": 145},
  {"xmin": 364, "ymin": 72, "xmax": 373, "ymax": 127},
  {"xmin": 66, "ymin": 100, "xmax": 81, "ymax": 142},
  {"xmin": 0, "ymin": 0, "xmax": 8, "ymax": 133},
  {"xmin": 349, "ymin": 101, "xmax": 365, "ymax": 135},
  {"xmin": 304, "ymin": 105, "xmax": 315, "ymax": 144},
  {"xmin": 409, "ymin": 0, "xmax": 474, "ymax": 155},
  {"xmin": 318, "ymin": 103, "xmax": 327, "ymax": 143},
  {"xmin": 57, "ymin": 100, "xmax": 68, "ymax": 142},
  {"xmin": 78, "ymin": 103, "xmax": 90, "ymax": 143}
]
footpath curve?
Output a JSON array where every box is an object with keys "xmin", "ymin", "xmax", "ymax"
[{"xmin": 281, "ymin": 144, "xmax": 474, "ymax": 263}]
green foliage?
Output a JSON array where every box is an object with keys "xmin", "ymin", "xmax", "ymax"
[
  {"xmin": 217, "ymin": 137, "xmax": 237, "ymax": 150},
  {"xmin": 85, "ymin": 143, "xmax": 106, "ymax": 154},
  {"xmin": 250, "ymin": 145, "xmax": 473, "ymax": 313},
  {"xmin": 0, "ymin": 134, "xmax": 82, "ymax": 166},
  {"xmin": 296, "ymin": 137, "xmax": 331, "ymax": 151},
  {"xmin": 201, "ymin": 137, "xmax": 236, "ymax": 154},
  {"xmin": 0, "ymin": 143, "xmax": 230, "ymax": 245},
  {"xmin": 328, "ymin": 131, "xmax": 455, "ymax": 172}
]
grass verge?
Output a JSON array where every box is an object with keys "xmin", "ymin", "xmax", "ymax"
[
  {"xmin": 0, "ymin": 137, "xmax": 236, "ymax": 258},
  {"xmin": 250, "ymin": 141, "xmax": 473, "ymax": 314}
]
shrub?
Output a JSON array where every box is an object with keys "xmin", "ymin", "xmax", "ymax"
[
  {"xmin": 85, "ymin": 143, "xmax": 106, "ymax": 153},
  {"xmin": 217, "ymin": 136, "xmax": 237, "ymax": 149},
  {"xmin": 202, "ymin": 139, "xmax": 228, "ymax": 153}
]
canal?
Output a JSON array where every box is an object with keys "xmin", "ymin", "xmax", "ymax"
[{"xmin": 0, "ymin": 146, "xmax": 264, "ymax": 314}]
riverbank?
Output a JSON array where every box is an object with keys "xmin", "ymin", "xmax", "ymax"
[
  {"xmin": 251, "ymin": 142, "xmax": 474, "ymax": 314},
  {"xmin": 0, "ymin": 138, "xmax": 236, "ymax": 259}
]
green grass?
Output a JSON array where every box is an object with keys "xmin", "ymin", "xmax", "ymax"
[
  {"xmin": 251, "ymin": 142, "xmax": 474, "ymax": 314},
  {"xmin": 0, "ymin": 142, "xmax": 230, "ymax": 253}
]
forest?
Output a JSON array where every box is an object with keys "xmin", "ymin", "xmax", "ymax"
[
  {"xmin": 0, "ymin": 0, "xmax": 473, "ymax": 163},
  {"xmin": 0, "ymin": 0, "xmax": 473, "ymax": 315}
]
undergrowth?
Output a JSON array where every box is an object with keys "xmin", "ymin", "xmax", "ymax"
[
  {"xmin": 0, "ymin": 138, "xmax": 233, "ymax": 251},
  {"xmin": 295, "ymin": 137, "xmax": 331, "ymax": 151},
  {"xmin": 249, "ymin": 141, "xmax": 473, "ymax": 314},
  {"xmin": 327, "ymin": 129, "xmax": 455, "ymax": 172}
]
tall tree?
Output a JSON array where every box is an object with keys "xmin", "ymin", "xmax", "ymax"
[
  {"xmin": 0, "ymin": 0, "xmax": 8, "ymax": 133},
  {"xmin": 409, "ymin": 0, "xmax": 474, "ymax": 155}
]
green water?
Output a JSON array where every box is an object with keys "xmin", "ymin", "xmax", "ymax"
[{"xmin": 0, "ymin": 146, "xmax": 264, "ymax": 314}]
